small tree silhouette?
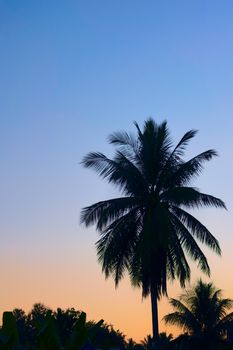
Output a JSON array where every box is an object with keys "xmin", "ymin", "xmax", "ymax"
[{"xmin": 164, "ymin": 280, "xmax": 233, "ymax": 350}]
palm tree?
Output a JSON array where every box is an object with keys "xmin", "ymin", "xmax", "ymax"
[
  {"xmin": 81, "ymin": 119, "xmax": 225, "ymax": 347},
  {"xmin": 164, "ymin": 280, "xmax": 233, "ymax": 350}
]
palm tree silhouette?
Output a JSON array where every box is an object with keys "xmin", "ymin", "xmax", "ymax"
[
  {"xmin": 164, "ymin": 280, "xmax": 233, "ymax": 350},
  {"xmin": 81, "ymin": 119, "xmax": 225, "ymax": 347}
]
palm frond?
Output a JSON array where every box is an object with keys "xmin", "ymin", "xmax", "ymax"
[
  {"xmin": 137, "ymin": 119, "xmax": 172, "ymax": 185},
  {"xmin": 167, "ymin": 228, "xmax": 191, "ymax": 288},
  {"xmin": 108, "ymin": 131, "xmax": 139, "ymax": 162},
  {"xmin": 215, "ymin": 299, "xmax": 233, "ymax": 319},
  {"xmin": 82, "ymin": 151, "xmax": 147, "ymax": 196},
  {"xmin": 171, "ymin": 206, "xmax": 221, "ymax": 255},
  {"xmin": 171, "ymin": 130, "xmax": 198, "ymax": 158},
  {"xmin": 112, "ymin": 150, "xmax": 148, "ymax": 195},
  {"xmin": 156, "ymin": 130, "xmax": 198, "ymax": 190},
  {"xmin": 168, "ymin": 149, "xmax": 218, "ymax": 187},
  {"xmin": 108, "ymin": 131, "xmax": 137, "ymax": 149},
  {"xmin": 216, "ymin": 312, "xmax": 233, "ymax": 332},
  {"xmin": 162, "ymin": 186, "xmax": 226, "ymax": 210},
  {"xmin": 169, "ymin": 298, "xmax": 192, "ymax": 314},
  {"xmin": 96, "ymin": 208, "xmax": 141, "ymax": 285},
  {"xmin": 163, "ymin": 311, "xmax": 196, "ymax": 333},
  {"xmin": 170, "ymin": 212, "xmax": 210, "ymax": 275},
  {"xmin": 80, "ymin": 197, "xmax": 141, "ymax": 229}
]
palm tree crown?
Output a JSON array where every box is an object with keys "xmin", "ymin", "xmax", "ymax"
[
  {"xmin": 164, "ymin": 280, "xmax": 233, "ymax": 348},
  {"xmin": 81, "ymin": 119, "xmax": 225, "ymax": 341}
]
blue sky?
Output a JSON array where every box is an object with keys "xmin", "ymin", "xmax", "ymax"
[{"xmin": 1, "ymin": 0, "xmax": 233, "ymax": 340}]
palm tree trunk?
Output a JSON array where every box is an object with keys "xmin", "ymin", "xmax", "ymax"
[{"xmin": 150, "ymin": 283, "xmax": 159, "ymax": 348}]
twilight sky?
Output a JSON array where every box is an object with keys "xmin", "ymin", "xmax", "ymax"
[{"xmin": 1, "ymin": 0, "xmax": 233, "ymax": 341}]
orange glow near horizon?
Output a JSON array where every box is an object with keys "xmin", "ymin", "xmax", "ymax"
[
  {"xmin": 0, "ymin": 257, "xmax": 180, "ymax": 341},
  {"xmin": 1, "ymin": 225, "xmax": 232, "ymax": 342}
]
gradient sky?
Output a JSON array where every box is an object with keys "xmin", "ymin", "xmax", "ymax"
[{"xmin": 1, "ymin": 0, "xmax": 233, "ymax": 342}]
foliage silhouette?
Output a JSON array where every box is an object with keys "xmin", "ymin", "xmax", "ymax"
[
  {"xmin": 125, "ymin": 338, "xmax": 137, "ymax": 350},
  {"xmin": 13, "ymin": 303, "xmax": 52, "ymax": 346},
  {"xmin": 141, "ymin": 333, "xmax": 173, "ymax": 350},
  {"xmin": 0, "ymin": 312, "xmax": 20, "ymax": 349},
  {"xmin": 1, "ymin": 304, "xmax": 127, "ymax": 350},
  {"xmin": 87, "ymin": 321, "xmax": 126, "ymax": 349},
  {"xmin": 164, "ymin": 280, "xmax": 233, "ymax": 350},
  {"xmin": 81, "ymin": 118, "xmax": 225, "ymax": 346},
  {"xmin": 54, "ymin": 307, "xmax": 81, "ymax": 345}
]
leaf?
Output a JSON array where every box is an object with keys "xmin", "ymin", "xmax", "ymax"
[
  {"xmin": 0, "ymin": 312, "xmax": 20, "ymax": 349},
  {"xmin": 65, "ymin": 312, "xmax": 88, "ymax": 350}
]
